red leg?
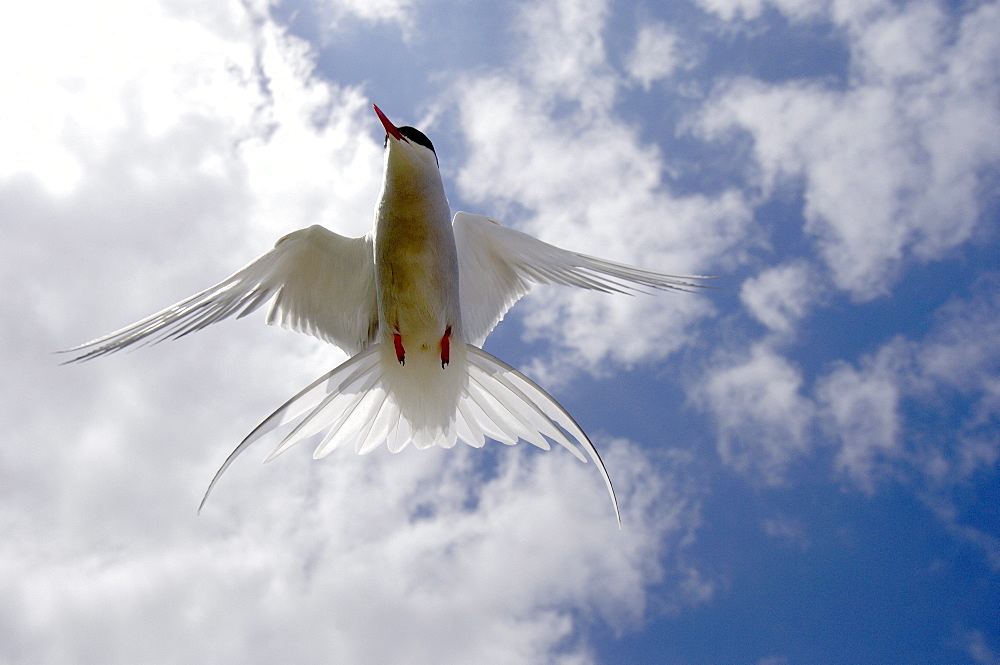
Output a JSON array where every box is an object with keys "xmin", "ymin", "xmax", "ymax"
[
  {"xmin": 393, "ymin": 333, "xmax": 405, "ymax": 365},
  {"xmin": 440, "ymin": 326, "xmax": 452, "ymax": 368}
]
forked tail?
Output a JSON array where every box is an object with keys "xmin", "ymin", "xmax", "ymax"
[{"xmin": 199, "ymin": 343, "xmax": 620, "ymax": 525}]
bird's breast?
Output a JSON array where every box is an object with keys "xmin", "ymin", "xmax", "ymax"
[{"xmin": 374, "ymin": 208, "xmax": 461, "ymax": 349}]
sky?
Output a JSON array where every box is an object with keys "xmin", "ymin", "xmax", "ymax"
[{"xmin": 1, "ymin": 0, "xmax": 998, "ymax": 663}]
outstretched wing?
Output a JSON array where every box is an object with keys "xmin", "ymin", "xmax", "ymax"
[
  {"xmin": 453, "ymin": 212, "xmax": 714, "ymax": 347},
  {"xmin": 63, "ymin": 225, "xmax": 378, "ymax": 361}
]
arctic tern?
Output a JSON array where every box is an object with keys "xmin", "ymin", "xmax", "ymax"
[{"xmin": 65, "ymin": 104, "xmax": 712, "ymax": 525}]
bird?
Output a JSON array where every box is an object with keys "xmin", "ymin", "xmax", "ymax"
[{"xmin": 64, "ymin": 104, "xmax": 713, "ymax": 525}]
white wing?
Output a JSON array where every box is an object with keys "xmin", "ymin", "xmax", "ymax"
[
  {"xmin": 64, "ymin": 225, "xmax": 377, "ymax": 361},
  {"xmin": 454, "ymin": 212, "xmax": 714, "ymax": 346}
]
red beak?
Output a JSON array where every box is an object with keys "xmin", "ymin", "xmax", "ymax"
[{"xmin": 373, "ymin": 104, "xmax": 404, "ymax": 142}]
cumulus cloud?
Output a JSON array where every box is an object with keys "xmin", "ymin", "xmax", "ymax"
[
  {"xmin": 4, "ymin": 0, "xmax": 997, "ymax": 660},
  {"xmin": 695, "ymin": 1, "xmax": 1000, "ymax": 299},
  {"xmin": 694, "ymin": 0, "xmax": 879, "ymax": 26},
  {"xmin": 740, "ymin": 260, "xmax": 822, "ymax": 335},
  {"xmin": 0, "ymin": 1, "xmax": 718, "ymax": 662},
  {"xmin": 699, "ymin": 276, "xmax": 1000, "ymax": 492},
  {"xmin": 310, "ymin": 0, "xmax": 419, "ymax": 37},
  {"xmin": 328, "ymin": 0, "xmax": 416, "ymax": 22},
  {"xmin": 514, "ymin": 0, "xmax": 616, "ymax": 112},
  {"xmin": 815, "ymin": 350, "xmax": 904, "ymax": 490},
  {"xmin": 2, "ymin": 440, "xmax": 706, "ymax": 664},
  {"xmin": 692, "ymin": 0, "xmax": 766, "ymax": 22},
  {"xmin": 696, "ymin": 343, "xmax": 815, "ymax": 483},
  {"xmin": 904, "ymin": 278, "xmax": 1000, "ymax": 485},
  {"xmin": 816, "ymin": 277, "xmax": 1000, "ymax": 491},
  {"xmin": 456, "ymin": 73, "xmax": 745, "ymax": 375},
  {"xmin": 627, "ymin": 22, "xmax": 685, "ymax": 90},
  {"xmin": 452, "ymin": 0, "xmax": 750, "ymax": 377},
  {"xmin": 1, "ymin": 0, "xmax": 259, "ymax": 195}
]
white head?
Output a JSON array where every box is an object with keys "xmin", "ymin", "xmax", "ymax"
[{"xmin": 373, "ymin": 104, "xmax": 439, "ymax": 176}]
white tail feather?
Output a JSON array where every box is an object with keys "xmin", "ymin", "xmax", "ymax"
[
  {"xmin": 465, "ymin": 346, "xmax": 619, "ymax": 523},
  {"xmin": 354, "ymin": 388, "xmax": 396, "ymax": 455},
  {"xmin": 264, "ymin": 354, "xmax": 383, "ymax": 462},
  {"xmin": 199, "ymin": 343, "xmax": 620, "ymax": 525},
  {"xmin": 467, "ymin": 364, "xmax": 553, "ymax": 451},
  {"xmin": 305, "ymin": 389, "xmax": 374, "ymax": 458},
  {"xmin": 454, "ymin": 405, "xmax": 486, "ymax": 448},
  {"xmin": 386, "ymin": 411, "xmax": 411, "ymax": 453}
]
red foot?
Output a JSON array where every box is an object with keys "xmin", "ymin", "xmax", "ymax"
[
  {"xmin": 393, "ymin": 333, "xmax": 405, "ymax": 365},
  {"xmin": 440, "ymin": 326, "xmax": 452, "ymax": 369}
]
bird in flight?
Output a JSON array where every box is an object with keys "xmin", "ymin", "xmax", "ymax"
[{"xmin": 64, "ymin": 105, "xmax": 712, "ymax": 525}]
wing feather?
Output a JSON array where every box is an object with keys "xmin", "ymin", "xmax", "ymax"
[
  {"xmin": 63, "ymin": 225, "xmax": 377, "ymax": 361},
  {"xmin": 454, "ymin": 211, "xmax": 715, "ymax": 346}
]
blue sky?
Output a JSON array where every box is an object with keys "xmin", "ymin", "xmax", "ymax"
[{"xmin": 1, "ymin": 0, "xmax": 998, "ymax": 663}]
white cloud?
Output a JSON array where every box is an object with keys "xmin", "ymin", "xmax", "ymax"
[
  {"xmin": 905, "ymin": 279, "xmax": 1000, "ymax": 484},
  {"xmin": 514, "ymin": 0, "xmax": 616, "ymax": 113},
  {"xmin": 451, "ymin": 2, "xmax": 751, "ymax": 376},
  {"xmin": 2, "ymin": 440, "xmax": 705, "ymax": 664},
  {"xmin": 312, "ymin": 0, "xmax": 418, "ymax": 36},
  {"xmin": 0, "ymin": 1, "xmax": 716, "ymax": 662},
  {"xmin": 851, "ymin": 1, "xmax": 944, "ymax": 84},
  {"xmin": 627, "ymin": 22, "xmax": 684, "ymax": 90},
  {"xmin": 695, "ymin": 1, "xmax": 1000, "ymax": 299},
  {"xmin": 696, "ymin": 343, "xmax": 815, "ymax": 482},
  {"xmin": 328, "ymin": 0, "xmax": 416, "ymax": 22},
  {"xmin": 0, "ymin": 0, "xmax": 259, "ymax": 195},
  {"xmin": 913, "ymin": 281, "xmax": 1000, "ymax": 398},
  {"xmin": 693, "ymin": 0, "xmax": 766, "ymax": 22},
  {"xmin": 816, "ymin": 350, "xmax": 904, "ymax": 491},
  {"xmin": 707, "ymin": 276, "xmax": 1000, "ymax": 491},
  {"xmin": 831, "ymin": 279, "xmax": 1000, "ymax": 491},
  {"xmin": 740, "ymin": 260, "xmax": 822, "ymax": 335},
  {"xmin": 693, "ymin": 0, "xmax": 878, "ymax": 25},
  {"xmin": 459, "ymin": 81, "xmax": 743, "ymax": 372},
  {"xmin": 0, "ymin": 0, "xmax": 383, "ymax": 245}
]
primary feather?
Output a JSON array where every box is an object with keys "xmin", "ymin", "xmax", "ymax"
[{"xmin": 64, "ymin": 225, "xmax": 378, "ymax": 360}]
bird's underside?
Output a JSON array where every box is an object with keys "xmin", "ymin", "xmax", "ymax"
[{"xmin": 63, "ymin": 106, "xmax": 715, "ymax": 526}]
